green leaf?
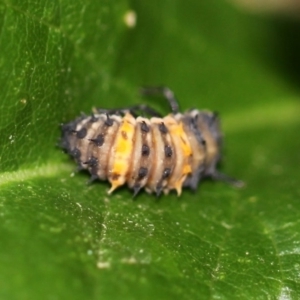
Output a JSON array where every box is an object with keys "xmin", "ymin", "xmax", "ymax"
[{"xmin": 1, "ymin": 0, "xmax": 300, "ymax": 299}]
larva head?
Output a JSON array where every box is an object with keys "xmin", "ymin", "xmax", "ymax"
[{"xmin": 60, "ymin": 116, "xmax": 86, "ymax": 158}]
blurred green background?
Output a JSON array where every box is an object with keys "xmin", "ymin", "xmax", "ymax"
[{"xmin": 0, "ymin": 0, "xmax": 300, "ymax": 299}]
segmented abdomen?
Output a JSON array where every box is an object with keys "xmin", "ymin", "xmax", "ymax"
[{"xmin": 61, "ymin": 111, "xmax": 216, "ymax": 196}]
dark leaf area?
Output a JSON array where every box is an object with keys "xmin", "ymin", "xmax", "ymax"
[{"xmin": 0, "ymin": 0, "xmax": 300, "ymax": 299}]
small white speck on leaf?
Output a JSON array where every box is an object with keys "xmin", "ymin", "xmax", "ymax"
[
  {"xmin": 75, "ymin": 202, "xmax": 82, "ymax": 211},
  {"xmin": 97, "ymin": 261, "xmax": 111, "ymax": 269},
  {"xmin": 121, "ymin": 257, "xmax": 137, "ymax": 264},
  {"xmin": 123, "ymin": 10, "xmax": 137, "ymax": 28}
]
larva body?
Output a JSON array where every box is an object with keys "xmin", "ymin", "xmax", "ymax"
[{"xmin": 60, "ymin": 98, "xmax": 223, "ymax": 196}]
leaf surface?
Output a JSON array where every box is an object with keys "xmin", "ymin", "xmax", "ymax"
[{"xmin": 0, "ymin": 0, "xmax": 300, "ymax": 299}]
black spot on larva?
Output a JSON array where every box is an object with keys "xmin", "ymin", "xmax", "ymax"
[
  {"xmin": 159, "ymin": 122, "xmax": 168, "ymax": 134},
  {"xmin": 138, "ymin": 167, "xmax": 148, "ymax": 180},
  {"xmin": 164, "ymin": 145, "xmax": 173, "ymax": 157},
  {"xmin": 121, "ymin": 130, "xmax": 128, "ymax": 140},
  {"xmin": 201, "ymin": 139, "xmax": 206, "ymax": 146},
  {"xmin": 141, "ymin": 144, "xmax": 150, "ymax": 156},
  {"xmin": 162, "ymin": 168, "xmax": 171, "ymax": 179},
  {"xmin": 76, "ymin": 127, "xmax": 87, "ymax": 139},
  {"xmin": 84, "ymin": 156, "xmax": 98, "ymax": 167},
  {"xmin": 70, "ymin": 147, "xmax": 81, "ymax": 159},
  {"xmin": 141, "ymin": 121, "xmax": 150, "ymax": 133},
  {"xmin": 105, "ymin": 114, "xmax": 113, "ymax": 126},
  {"xmin": 89, "ymin": 134, "xmax": 104, "ymax": 147}
]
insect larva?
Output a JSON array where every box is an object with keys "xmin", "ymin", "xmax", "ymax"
[{"xmin": 60, "ymin": 87, "xmax": 242, "ymax": 196}]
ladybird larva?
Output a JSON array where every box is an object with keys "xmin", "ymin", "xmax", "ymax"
[{"xmin": 60, "ymin": 87, "xmax": 242, "ymax": 196}]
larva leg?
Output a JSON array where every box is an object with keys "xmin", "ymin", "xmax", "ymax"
[
  {"xmin": 129, "ymin": 104, "xmax": 162, "ymax": 117},
  {"xmin": 210, "ymin": 171, "xmax": 245, "ymax": 188},
  {"xmin": 140, "ymin": 86, "xmax": 180, "ymax": 114}
]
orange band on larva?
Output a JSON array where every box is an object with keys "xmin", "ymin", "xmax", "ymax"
[
  {"xmin": 163, "ymin": 117, "xmax": 193, "ymax": 195},
  {"xmin": 176, "ymin": 122, "xmax": 193, "ymax": 192},
  {"xmin": 108, "ymin": 113, "xmax": 136, "ymax": 194}
]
